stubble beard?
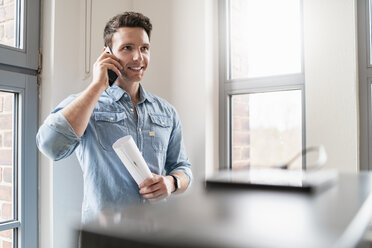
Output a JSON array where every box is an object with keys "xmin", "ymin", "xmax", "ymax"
[{"xmin": 118, "ymin": 68, "xmax": 143, "ymax": 85}]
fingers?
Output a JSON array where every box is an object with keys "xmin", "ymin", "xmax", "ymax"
[
  {"xmin": 91, "ymin": 49, "xmax": 124, "ymax": 87},
  {"xmin": 102, "ymin": 63, "xmax": 121, "ymax": 77},
  {"xmin": 95, "ymin": 56, "xmax": 122, "ymax": 73},
  {"xmin": 139, "ymin": 173, "xmax": 161, "ymax": 188},
  {"xmin": 100, "ymin": 56, "xmax": 123, "ymax": 71},
  {"xmin": 98, "ymin": 48, "xmax": 118, "ymax": 60},
  {"xmin": 139, "ymin": 175, "xmax": 172, "ymax": 201},
  {"xmin": 95, "ymin": 50, "xmax": 123, "ymax": 73},
  {"xmin": 139, "ymin": 181, "xmax": 161, "ymax": 193},
  {"xmin": 141, "ymin": 189, "xmax": 169, "ymax": 201},
  {"xmin": 141, "ymin": 188, "xmax": 164, "ymax": 200}
]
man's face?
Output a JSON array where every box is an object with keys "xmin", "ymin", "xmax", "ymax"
[{"xmin": 111, "ymin": 27, "xmax": 150, "ymax": 83}]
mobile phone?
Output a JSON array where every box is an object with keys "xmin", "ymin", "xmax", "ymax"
[{"xmin": 104, "ymin": 46, "xmax": 118, "ymax": 86}]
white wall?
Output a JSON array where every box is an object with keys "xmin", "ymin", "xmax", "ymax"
[
  {"xmin": 132, "ymin": 0, "xmax": 219, "ymax": 180},
  {"xmin": 303, "ymin": 0, "xmax": 359, "ymax": 172},
  {"xmin": 39, "ymin": 0, "xmax": 218, "ymax": 247}
]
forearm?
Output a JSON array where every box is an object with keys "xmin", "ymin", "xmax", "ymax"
[{"xmin": 61, "ymin": 83, "xmax": 105, "ymax": 137}]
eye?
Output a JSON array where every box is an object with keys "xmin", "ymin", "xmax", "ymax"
[
  {"xmin": 141, "ymin": 46, "xmax": 149, "ymax": 52},
  {"xmin": 122, "ymin": 46, "xmax": 132, "ymax": 51}
]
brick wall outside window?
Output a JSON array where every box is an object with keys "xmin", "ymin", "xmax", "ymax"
[
  {"xmin": 0, "ymin": 0, "xmax": 15, "ymax": 47},
  {"xmin": 232, "ymin": 95, "xmax": 250, "ymax": 169},
  {"xmin": 0, "ymin": 92, "xmax": 14, "ymax": 248}
]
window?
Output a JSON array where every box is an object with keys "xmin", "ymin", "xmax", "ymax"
[
  {"xmin": 0, "ymin": 91, "xmax": 16, "ymax": 247},
  {"xmin": 230, "ymin": 0, "xmax": 302, "ymax": 79},
  {"xmin": 0, "ymin": 0, "xmax": 39, "ymax": 70},
  {"xmin": 219, "ymin": 0, "xmax": 305, "ymax": 170},
  {"xmin": 0, "ymin": 0, "xmax": 39, "ymax": 247},
  {"xmin": 0, "ymin": 72, "xmax": 38, "ymax": 248},
  {"xmin": 231, "ymin": 90, "xmax": 303, "ymax": 169},
  {"xmin": 0, "ymin": 0, "xmax": 19, "ymax": 48}
]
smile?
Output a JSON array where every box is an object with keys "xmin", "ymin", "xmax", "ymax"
[{"xmin": 128, "ymin": 66, "xmax": 144, "ymax": 71}]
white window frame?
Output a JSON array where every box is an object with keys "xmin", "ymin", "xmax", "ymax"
[{"xmin": 218, "ymin": 0, "xmax": 306, "ymax": 170}]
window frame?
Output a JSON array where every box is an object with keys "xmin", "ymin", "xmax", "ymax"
[
  {"xmin": 218, "ymin": 0, "xmax": 306, "ymax": 170},
  {"xmin": 0, "ymin": 70, "xmax": 38, "ymax": 248},
  {"xmin": 0, "ymin": 0, "xmax": 40, "ymax": 71}
]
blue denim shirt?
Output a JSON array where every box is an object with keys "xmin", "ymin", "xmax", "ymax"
[{"xmin": 36, "ymin": 84, "xmax": 192, "ymax": 223}]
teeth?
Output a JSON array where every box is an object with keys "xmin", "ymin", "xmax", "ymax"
[{"xmin": 130, "ymin": 67, "xmax": 142, "ymax": 70}]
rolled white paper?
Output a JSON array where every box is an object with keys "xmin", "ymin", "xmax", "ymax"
[{"xmin": 112, "ymin": 135, "xmax": 153, "ymax": 185}]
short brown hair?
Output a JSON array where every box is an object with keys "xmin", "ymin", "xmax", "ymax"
[{"xmin": 103, "ymin": 12, "xmax": 152, "ymax": 48}]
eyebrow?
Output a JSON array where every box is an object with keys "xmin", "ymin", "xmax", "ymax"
[{"xmin": 120, "ymin": 43, "xmax": 150, "ymax": 47}]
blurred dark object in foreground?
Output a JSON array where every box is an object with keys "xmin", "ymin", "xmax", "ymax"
[{"xmin": 79, "ymin": 172, "xmax": 372, "ymax": 248}]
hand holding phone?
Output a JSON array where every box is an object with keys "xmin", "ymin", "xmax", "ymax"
[{"xmin": 104, "ymin": 47, "xmax": 118, "ymax": 86}]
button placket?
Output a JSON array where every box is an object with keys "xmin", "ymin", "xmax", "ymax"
[{"xmin": 136, "ymin": 105, "xmax": 143, "ymax": 151}]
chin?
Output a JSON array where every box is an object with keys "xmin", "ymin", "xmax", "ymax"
[
  {"xmin": 121, "ymin": 73, "xmax": 143, "ymax": 82},
  {"xmin": 131, "ymin": 75, "xmax": 144, "ymax": 82}
]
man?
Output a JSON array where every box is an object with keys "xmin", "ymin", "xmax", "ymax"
[{"xmin": 36, "ymin": 12, "xmax": 192, "ymax": 223}]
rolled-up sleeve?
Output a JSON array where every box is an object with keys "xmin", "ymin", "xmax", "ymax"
[
  {"xmin": 36, "ymin": 94, "xmax": 81, "ymax": 161},
  {"xmin": 36, "ymin": 111, "xmax": 81, "ymax": 161},
  {"xmin": 165, "ymin": 109, "xmax": 193, "ymax": 189}
]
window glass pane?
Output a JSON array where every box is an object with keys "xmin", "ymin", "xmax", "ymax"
[
  {"xmin": 231, "ymin": 90, "xmax": 302, "ymax": 169},
  {"xmin": 230, "ymin": 0, "xmax": 302, "ymax": 79},
  {"xmin": 0, "ymin": 229, "xmax": 14, "ymax": 248},
  {"xmin": 0, "ymin": 0, "xmax": 20, "ymax": 48},
  {"xmin": 0, "ymin": 91, "xmax": 14, "ymax": 222}
]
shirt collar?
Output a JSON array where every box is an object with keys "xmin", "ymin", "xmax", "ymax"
[
  {"xmin": 139, "ymin": 83, "xmax": 155, "ymax": 103},
  {"xmin": 105, "ymin": 84, "xmax": 126, "ymax": 102},
  {"xmin": 105, "ymin": 83, "xmax": 155, "ymax": 103}
]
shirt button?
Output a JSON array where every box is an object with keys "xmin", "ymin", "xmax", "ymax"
[
  {"xmin": 138, "ymin": 128, "xmax": 142, "ymax": 132},
  {"xmin": 130, "ymin": 108, "xmax": 134, "ymax": 112},
  {"xmin": 161, "ymin": 121, "xmax": 165, "ymax": 125},
  {"xmin": 110, "ymin": 117, "xmax": 114, "ymax": 121},
  {"xmin": 124, "ymin": 93, "xmax": 128, "ymax": 97}
]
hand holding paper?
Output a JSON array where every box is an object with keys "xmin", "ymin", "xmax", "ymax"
[{"xmin": 112, "ymin": 135, "xmax": 153, "ymax": 185}]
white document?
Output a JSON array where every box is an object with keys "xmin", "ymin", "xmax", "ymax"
[{"xmin": 112, "ymin": 135, "xmax": 153, "ymax": 185}]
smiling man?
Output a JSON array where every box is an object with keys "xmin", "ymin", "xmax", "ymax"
[{"xmin": 36, "ymin": 12, "xmax": 192, "ymax": 224}]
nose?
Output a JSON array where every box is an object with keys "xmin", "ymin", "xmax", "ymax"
[{"xmin": 132, "ymin": 48, "xmax": 143, "ymax": 62}]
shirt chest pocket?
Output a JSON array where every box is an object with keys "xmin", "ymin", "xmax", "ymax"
[
  {"xmin": 94, "ymin": 112, "xmax": 128, "ymax": 151},
  {"xmin": 148, "ymin": 114, "xmax": 172, "ymax": 153}
]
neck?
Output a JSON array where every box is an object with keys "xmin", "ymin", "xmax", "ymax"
[{"xmin": 116, "ymin": 79, "xmax": 140, "ymax": 102}]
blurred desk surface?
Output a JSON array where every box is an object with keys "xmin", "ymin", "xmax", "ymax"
[{"xmin": 80, "ymin": 172, "xmax": 372, "ymax": 248}]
